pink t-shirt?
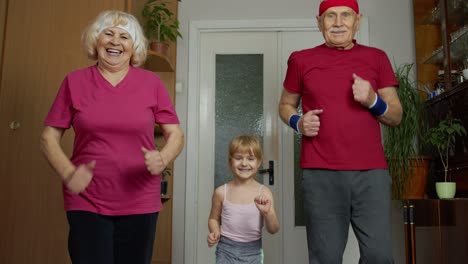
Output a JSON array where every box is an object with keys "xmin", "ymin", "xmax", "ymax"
[
  {"xmin": 44, "ymin": 65, "xmax": 179, "ymax": 215},
  {"xmin": 283, "ymin": 42, "xmax": 398, "ymax": 170}
]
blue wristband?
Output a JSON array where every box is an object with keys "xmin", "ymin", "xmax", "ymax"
[
  {"xmin": 288, "ymin": 114, "xmax": 301, "ymax": 133},
  {"xmin": 369, "ymin": 96, "xmax": 388, "ymax": 116}
]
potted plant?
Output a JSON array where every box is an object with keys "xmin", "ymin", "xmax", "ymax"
[
  {"xmin": 383, "ymin": 63, "xmax": 430, "ymax": 199},
  {"xmin": 142, "ymin": 0, "xmax": 182, "ymax": 55},
  {"xmin": 424, "ymin": 117, "xmax": 466, "ymax": 198}
]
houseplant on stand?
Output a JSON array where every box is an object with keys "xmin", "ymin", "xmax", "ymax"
[
  {"xmin": 142, "ymin": 0, "xmax": 182, "ymax": 55},
  {"xmin": 383, "ymin": 63, "xmax": 430, "ymax": 199},
  {"xmin": 425, "ymin": 117, "xmax": 466, "ymax": 198}
]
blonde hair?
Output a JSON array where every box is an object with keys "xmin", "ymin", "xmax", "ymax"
[
  {"xmin": 228, "ymin": 135, "xmax": 263, "ymax": 164},
  {"xmin": 81, "ymin": 10, "xmax": 148, "ymax": 67}
]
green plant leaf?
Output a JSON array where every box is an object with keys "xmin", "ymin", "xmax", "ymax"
[
  {"xmin": 424, "ymin": 117, "xmax": 467, "ymax": 182},
  {"xmin": 142, "ymin": 0, "xmax": 182, "ymax": 43}
]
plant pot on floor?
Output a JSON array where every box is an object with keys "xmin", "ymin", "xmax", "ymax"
[
  {"xmin": 436, "ymin": 182, "xmax": 456, "ymax": 199},
  {"xmin": 401, "ymin": 157, "xmax": 431, "ymax": 199}
]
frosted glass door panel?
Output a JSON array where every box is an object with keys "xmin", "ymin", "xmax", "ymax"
[{"xmin": 215, "ymin": 54, "xmax": 264, "ymax": 188}]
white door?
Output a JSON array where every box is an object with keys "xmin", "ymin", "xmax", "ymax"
[{"xmin": 196, "ymin": 31, "xmax": 281, "ymax": 264}]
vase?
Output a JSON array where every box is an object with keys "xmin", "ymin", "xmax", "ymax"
[
  {"xmin": 462, "ymin": 68, "xmax": 468, "ymax": 81},
  {"xmin": 435, "ymin": 182, "xmax": 456, "ymax": 199},
  {"xmin": 402, "ymin": 157, "xmax": 431, "ymax": 199},
  {"xmin": 150, "ymin": 42, "xmax": 169, "ymax": 56}
]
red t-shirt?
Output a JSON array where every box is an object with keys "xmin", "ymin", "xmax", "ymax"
[
  {"xmin": 283, "ymin": 42, "xmax": 398, "ymax": 170},
  {"xmin": 45, "ymin": 65, "xmax": 179, "ymax": 215}
]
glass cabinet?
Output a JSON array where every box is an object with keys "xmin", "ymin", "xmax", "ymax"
[
  {"xmin": 414, "ymin": 0, "xmax": 467, "ymax": 92},
  {"xmin": 414, "ymin": 0, "xmax": 468, "ymax": 198}
]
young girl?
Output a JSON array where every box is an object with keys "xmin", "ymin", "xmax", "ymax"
[{"xmin": 207, "ymin": 135, "xmax": 280, "ymax": 263}]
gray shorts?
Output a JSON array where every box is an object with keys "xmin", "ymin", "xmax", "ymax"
[{"xmin": 215, "ymin": 236, "xmax": 263, "ymax": 264}]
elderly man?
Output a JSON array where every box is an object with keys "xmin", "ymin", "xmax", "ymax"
[{"xmin": 278, "ymin": 0, "xmax": 402, "ymax": 263}]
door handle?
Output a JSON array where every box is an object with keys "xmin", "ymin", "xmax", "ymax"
[{"xmin": 259, "ymin": 160, "xmax": 274, "ymax": 185}]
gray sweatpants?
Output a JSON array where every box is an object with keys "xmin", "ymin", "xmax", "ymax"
[
  {"xmin": 302, "ymin": 169, "xmax": 394, "ymax": 264},
  {"xmin": 215, "ymin": 236, "xmax": 263, "ymax": 264}
]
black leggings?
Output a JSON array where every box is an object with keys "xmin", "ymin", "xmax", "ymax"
[{"xmin": 66, "ymin": 211, "xmax": 158, "ymax": 264}]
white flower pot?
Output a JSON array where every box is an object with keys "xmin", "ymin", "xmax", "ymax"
[
  {"xmin": 435, "ymin": 182, "xmax": 456, "ymax": 199},
  {"xmin": 463, "ymin": 68, "xmax": 468, "ymax": 80}
]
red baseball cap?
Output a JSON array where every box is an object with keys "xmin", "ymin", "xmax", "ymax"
[{"xmin": 319, "ymin": 0, "xmax": 359, "ymax": 16}]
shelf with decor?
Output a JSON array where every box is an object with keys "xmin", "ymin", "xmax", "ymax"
[
  {"xmin": 144, "ymin": 50, "xmax": 174, "ymax": 72},
  {"xmin": 423, "ymin": 26, "xmax": 468, "ymax": 66},
  {"xmin": 424, "ymin": 81, "xmax": 468, "ymax": 198},
  {"xmin": 161, "ymin": 194, "xmax": 171, "ymax": 203},
  {"xmin": 417, "ymin": 0, "xmax": 468, "ymax": 198},
  {"xmin": 421, "ymin": 0, "xmax": 468, "ymax": 26},
  {"xmin": 416, "ymin": 0, "xmax": 467, "ymax": 90}
]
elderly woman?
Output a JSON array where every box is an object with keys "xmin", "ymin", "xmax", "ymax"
[{"xmin": 40, "ymin": 10, "xmax": 184, "ymax": 264}]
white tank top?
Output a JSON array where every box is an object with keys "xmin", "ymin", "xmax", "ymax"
[{"xmin": 220, "ymin": 184, "xmax": 264, "ymax": 242}]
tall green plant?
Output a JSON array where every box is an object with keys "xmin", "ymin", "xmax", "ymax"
[
  {"xmin": 383, "ymin": 63, "xmax": 427, "ymax": 199},
  {"xmin": 425, "ymin": 117, "xmax": 466, "ymax": 182},
  {"xmin": 142, "ymin": 0, "xmax": 182, "ymax": 43}
]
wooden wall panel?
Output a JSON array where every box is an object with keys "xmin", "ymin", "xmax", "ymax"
[{"xmin": 0, "ymin": 1, "xmax": 126, "ymax": 263}]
